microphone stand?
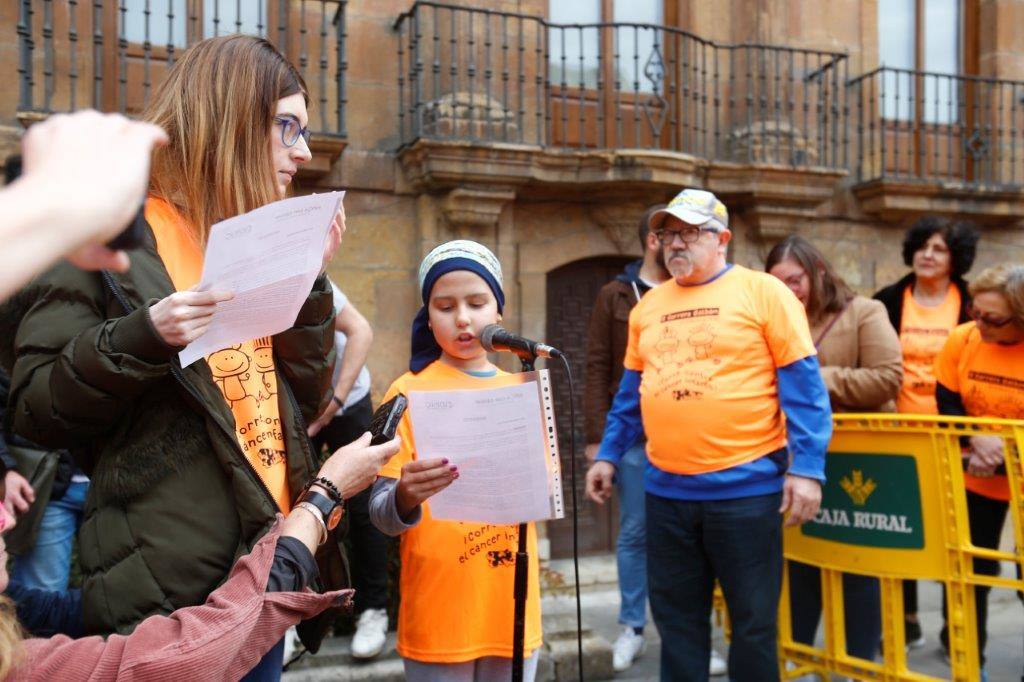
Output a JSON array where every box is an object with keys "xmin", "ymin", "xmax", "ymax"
[{"xmin": 511, "ymin": 352, "xmax": 534, "ymax": 682}]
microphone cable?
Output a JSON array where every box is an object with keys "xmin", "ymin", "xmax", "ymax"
[{"xmin": 557, "ymin": 353, "xmax": 584, "ymax": 682}]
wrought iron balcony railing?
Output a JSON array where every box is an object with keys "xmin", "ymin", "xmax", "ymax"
[
  {"xmin": 16, "ymin": 0, "xmax": 347, "ymax": 137},
  {"xmin": 394, "ymin": 1, "xmax": 849, "ymax": 170},
  {"xmin": 848, "ymin": 66, "xmax": 1024, "ymax": 189}
]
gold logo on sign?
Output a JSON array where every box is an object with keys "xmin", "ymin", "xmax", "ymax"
[{"xmin": 840, "ymin": 470, "xmax": 876, "ymax": 506}]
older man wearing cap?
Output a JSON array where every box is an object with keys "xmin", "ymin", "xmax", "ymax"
[{"xmin": 585, "ymin": 188, "xmax": 832, "ymax": 681}]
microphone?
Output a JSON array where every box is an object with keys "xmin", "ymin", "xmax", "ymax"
[{"xmin": 480, "ymin": 324, "xmax": 563, "ymax": 359}]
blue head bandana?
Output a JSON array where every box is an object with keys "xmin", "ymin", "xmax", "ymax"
[{"xmin": 410, "ymin": 240, "xmax": 505, "ymax": 373}]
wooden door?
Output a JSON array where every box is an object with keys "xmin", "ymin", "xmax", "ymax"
[{"xmin": 545, "ymin": 255, "xmax": 634, "ymax": 558}]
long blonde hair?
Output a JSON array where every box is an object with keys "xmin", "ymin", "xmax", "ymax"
[
  {"xmin": 143, "ymin": 35, "xmax": 308, "ymax": 244},
  {"xmin": 0, "ymin": 595, "xmax": 24, "ymax": 677}
]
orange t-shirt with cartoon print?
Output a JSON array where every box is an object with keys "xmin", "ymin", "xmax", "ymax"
[
  {"xmin": 624, "ymin": 265, "xmax": 816, "ymax": 474},
  {"xmin": 934, "ymin": 322, "xmax": 1024, "ymax": 502},
  {"xmin": 379, "ymin": 361, "xmax": 542, "ymax": 663},
  {"xmin": 896, "ymin": 284, "xmax": 961, "ymax": 415},
  {"xmin": 145, "ymin": 197, "xmax": 291, "ymax": 512}
]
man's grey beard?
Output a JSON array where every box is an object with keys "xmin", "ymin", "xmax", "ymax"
[{"xmin": 666, "ymin": 249, "xmax": 694, "ymax": 278}]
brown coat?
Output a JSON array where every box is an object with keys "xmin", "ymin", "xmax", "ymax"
[
  {"xmin": 812, "ymin": 296, "xmax": 903, "ymax": 413},
  {"xmin": 584, "ymin": 275, "xmax": 646, "ymax": 443}
]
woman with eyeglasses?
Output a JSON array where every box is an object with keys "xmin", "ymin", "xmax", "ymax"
[
  {"xmin": 4, "ymin": 35, "xmax": 365, "ymax": 680},
  {"xmin": 766, "ymin": 235, "xmax": 903, "ymax": 663},
  {"xmin": 934, "ymin": 264, "xmax": 1024, "ymax": 672},
  {"xmin": 872, "ymin": 216, "xmax": 979, "ymax": 647}
]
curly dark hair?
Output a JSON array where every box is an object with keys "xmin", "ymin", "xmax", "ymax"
[{"xmin": 901, "ymin": 216, "xmax": 980, "ymax": 280}]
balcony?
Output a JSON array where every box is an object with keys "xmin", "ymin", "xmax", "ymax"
[
  {"xmin": 393, "ymin": 1, "xmax": 850, "ymax": 237},
  {"xmin": 847, "ymin": 66, "xmax": 1024, "ymax": 222},
  {"xmin": 15, "ymin": 0, "xmax": 348, "ymax": 177}
]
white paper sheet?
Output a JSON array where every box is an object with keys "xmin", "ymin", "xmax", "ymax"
[
  {"xmin": 179, "ymin": 191, "xmax": 344, "ymax": 367},
  {"xmin": 407, "ymin": 371, "xmax": 565, "ymax": 525}
]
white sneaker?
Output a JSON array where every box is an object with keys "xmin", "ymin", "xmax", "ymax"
[
  {"xmin": 351, "ymin": 608, "xmax": 388, "ymax": 659},
  {"xmin": 281, "ymin": 625, "xmax": 301, "ymax": 667},
  {"xmin": 612, "ymin": 626, "xmax": 646, "ymax": 672},
  {"xmin": 709, "ymin": 648, "xmax": 727, "ymax": 676},
  {"xmin": 784, "ymin": 660, "xmax": 820, "ymax": 681}
]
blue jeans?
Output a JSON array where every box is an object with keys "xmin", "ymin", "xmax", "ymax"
[
  {"xmin": 11, "ymin": 480, "xmax": 88, "ymax": 591},
  {"xmin": 647, "ymin": 491, "xmax": 783, "ymax": 682},
  {"xmin": 616, "ymin": 441, "xmax": 648, "ymax": 629},
  {"xmin": 240, "ymin": 638, "xmax": 284, "ymax": 681}
]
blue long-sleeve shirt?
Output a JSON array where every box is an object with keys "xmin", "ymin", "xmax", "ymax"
[
  {"xmin": 4, "ymin": 537, "xmax": 318, "ymax": 639},
  {"xmin": 596, "ymin": 357, "xmax": 831, "ymax": 500},
  {"xmin": 6, "ymin": 581, "xmax": 84, "ymax": 638}
]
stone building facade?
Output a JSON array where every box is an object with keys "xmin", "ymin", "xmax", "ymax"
[{"xmin": 4, "ymin": 0, "xmax": 1024, "ymax": 555}]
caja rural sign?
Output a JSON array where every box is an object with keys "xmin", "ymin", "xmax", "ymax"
[{"xmin": 801, "ymin": 452, "xmax": 924, "ymax": 549}]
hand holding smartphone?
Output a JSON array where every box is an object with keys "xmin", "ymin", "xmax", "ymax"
[{"xmin": 368, "ymin": 393, "xmax": 407, "ymax": 445}]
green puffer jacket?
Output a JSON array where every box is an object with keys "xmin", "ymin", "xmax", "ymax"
[{"xmin": 2, "ymin": 225, "xmax": 336, "ymax": 637}]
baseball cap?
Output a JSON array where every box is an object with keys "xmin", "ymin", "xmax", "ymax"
[{"xmin": 648, "ymin": 188, "xmax": 729, "ymax": 233}]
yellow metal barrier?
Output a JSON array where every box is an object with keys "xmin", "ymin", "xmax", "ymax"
[{"xmin": 779, "ymin": 414, "xmax": 1024, "ymax": 681}]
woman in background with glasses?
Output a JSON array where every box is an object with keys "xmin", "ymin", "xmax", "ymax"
[
  {"xmin": 5, "ymin": 35, "xmax": 350, "ymax": 681},
  {"xmin": 934, "ymin": 264, "xmax": 1024, "ymax": 675},
  {"xmin": 766, "ymin": 235, "xmax": 902, "ymax": 664},
  {"xmin": 872, "ymin": 216, "xmax": 979, "ymax": 647}
]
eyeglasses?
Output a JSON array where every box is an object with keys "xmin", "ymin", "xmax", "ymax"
[
  {"xmin": 654, "ymin": 225, "xmax": 719, "ymax": 246},
  {"xmin": 274, "ymin": 116, "xmax": 311, "ymax": 148},
  {"xmin": 968, "ymin": 305, "xmax": 1016, "ymax": 328}
]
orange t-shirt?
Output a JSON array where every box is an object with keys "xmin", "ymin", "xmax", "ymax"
[
  {"xmin": 379, "ymin": 361, "xmax": 542, "ymax": 663},
  {"xmin": 146, "ymin": 197, "xmax": 291, "ymax": 513},
  {"xmin": 934, "ymin": 322, "xmax": 1024, "ymax": 501},
  {"xmin": 624, "ymin": 265, "xmax": 816, "ymax": 474},
  {"xmin": 896, "ymin": 284, "xmax": 961, "ymax": 414}
]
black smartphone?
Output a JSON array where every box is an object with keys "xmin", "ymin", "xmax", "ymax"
[
  {"xmin": 4, "ymin": 153, "xmax": 146, "ymax": 251},
  {"xmin": 369, "ymin": 393, "xmax": 407, "ymax": 445}
]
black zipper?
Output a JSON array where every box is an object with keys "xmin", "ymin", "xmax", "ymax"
[
  {"xmin": 99, "ymin": 270, "xmax": 280, "ymax": 513},
  {"xmin": 276, "ymin": 351, "xmax": 340, "ymax": 595},
  {"xmin": 276, "ymin": 361, "xmax": 320, "ymax": 477}
]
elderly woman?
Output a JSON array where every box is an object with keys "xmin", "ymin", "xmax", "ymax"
[
  {"xmin": 934, "ymin": 264, "xmax": 1024, "ymax": 671},
  {"xmin": 872, "ymin": 216, "xmax": 979, "ymax": 645},
  {"xmin": 767, "ymin": 235, "xmax": 903, "ymax": 662}
]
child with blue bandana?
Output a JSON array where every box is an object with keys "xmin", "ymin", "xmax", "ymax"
[{"xmin": 368, "ymin": 240, "xmax": 542, "ymax": 681}]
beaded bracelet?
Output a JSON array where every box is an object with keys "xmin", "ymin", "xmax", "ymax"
[{"xmin": 312, "ymin": 476, "xmax": 344, "ymax": 504}]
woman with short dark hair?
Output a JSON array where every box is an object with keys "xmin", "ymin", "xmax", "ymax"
[
  {"xmin": 872, "ymin": 216, "xmax": 979, "ymax": 648},
  {"xmin": 899, "ymin": 216, "xmax": 979, "ymax": 282}
]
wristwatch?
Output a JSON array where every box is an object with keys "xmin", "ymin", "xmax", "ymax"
[
  {"xmin": 331, "ymin": 394, "xmax": 345, "ymax": 412},
  {"xmin": 297, "ymin": 487, "xmax": 344, "ymax": 534}
]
